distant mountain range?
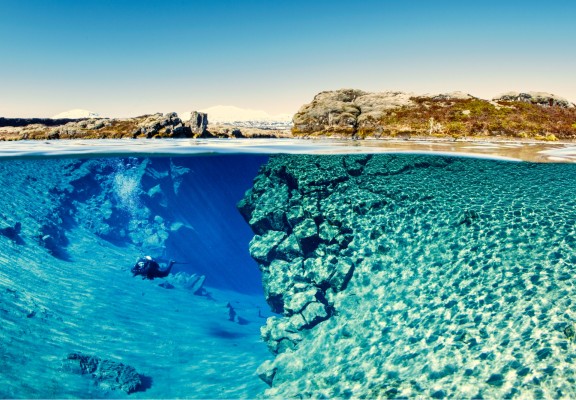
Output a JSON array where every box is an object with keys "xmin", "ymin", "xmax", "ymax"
[
  {"xmin": 49, "ymin": 105, "xmax": 294, "ymax": 129},
  {"xmin": 51, "ymin": 109, "xmax": 101, "ymax": 119},
  {"xmin": 198, "ymin": 105, "xmax": 292, "ymax": 123}
]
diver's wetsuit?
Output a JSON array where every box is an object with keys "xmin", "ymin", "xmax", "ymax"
[{"xmin": 132, "ymin": 257, "xmax": 175, "ymax": 280}]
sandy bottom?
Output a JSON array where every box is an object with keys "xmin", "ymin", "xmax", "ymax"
[{"xmin": 0, "ymin": 227, "xmax": 271, "ymax": 398}]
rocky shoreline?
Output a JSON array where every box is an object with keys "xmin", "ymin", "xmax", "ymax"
[
  {"xmin": 2, "ymin": 89, "xmax": 575, "ymax": 142},
  {"xmin": 293, "ymin": 90, "xmax": 576, "ymax": 141},
  {"xmin": 0, "ymin": 112, "xmax": 292, "ymax": 141}
]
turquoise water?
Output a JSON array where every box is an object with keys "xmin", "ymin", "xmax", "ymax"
[
  {"xmin": 1, "ymin": 141, "xmax": 576, "ymax": 398},
  {"xmin": 240, "ymin": 154, "xmax": 576, "ymax": 398}
]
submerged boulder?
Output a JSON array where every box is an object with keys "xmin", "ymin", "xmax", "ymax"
[
  {"xmin": 166, "ymin": 271, "xmax": 206, "ymax": 295},
  {"xmin": 62, "ymin": 352, "xmax": 143, "ymax": 394}
]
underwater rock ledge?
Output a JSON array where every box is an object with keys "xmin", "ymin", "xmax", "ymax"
[{"xmin": 239, "ymin": 154, "xmax": 576, "ymax": 398}]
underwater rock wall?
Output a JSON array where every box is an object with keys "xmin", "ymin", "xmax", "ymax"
[
  {"xmin": 7, "ymin": 157, "xmax": 189, "ymax": 259},
  {"xmin": 240, "ymin": 154, "xmax": 576, "ymax": 398},
  {"xmin": 64, "ymin": 157, "xmax": 188, "ymax": 253}
]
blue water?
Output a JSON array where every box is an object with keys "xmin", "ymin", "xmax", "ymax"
[
  {"xmin": 1, "ymin": 140, "xmax": 576, "ymax": 398},
  {"xmin": 0, "ymin": 152, "xmax": 273, "ymax": 398},
  {"xmin": 136, "ymin": 155, "xmax": 268, "ymax": 293}
]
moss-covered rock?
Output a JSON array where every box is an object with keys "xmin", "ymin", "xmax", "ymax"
[{"xmin": 292, "ymin": 89, "xmax": 576, "ymax": 139}]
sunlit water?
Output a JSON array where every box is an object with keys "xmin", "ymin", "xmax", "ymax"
[{"xmin": 0, "ymin": 139, "xmax": 576, "ymax": 398}]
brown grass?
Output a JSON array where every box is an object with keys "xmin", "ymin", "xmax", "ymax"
[{"xmin": 297, "ymin": 97, "xmax": 576, "ymax": 140}]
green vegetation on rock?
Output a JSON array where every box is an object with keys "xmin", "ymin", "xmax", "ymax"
[{"xmin": 293, "ymin": 89, "xmax": 576, "ymax": 140}]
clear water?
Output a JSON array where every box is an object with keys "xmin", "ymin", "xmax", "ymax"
[{"xmin": 0, "ymin": 139, "xmax": 575, "ymax": 398}]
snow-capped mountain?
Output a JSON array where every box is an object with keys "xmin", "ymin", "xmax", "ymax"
[
  {"xmin": 199, "ymin": 105, "xmax": 292, "ymax": 123},
  {"xmin": 179, "ymin": 105, "xmax": 293, "ymax": 129},
  {"xmin": 51, "ymin": 109, "xmax": 100, "ymax": 119}
]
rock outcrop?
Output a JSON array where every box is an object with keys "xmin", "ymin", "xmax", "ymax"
[
  {"xmin": 493, "ymin": 91, "xmax": 575, "ymax": 108},
  {"xmin": 189, "ymin": 111, "xmax": 208, "ymax": 136},
  {"xmin": 239, "ymin": 153, "xmax": 576, "ymax": 398},
  {"xmin": 293, "ymin": 89, "xmax": 414, "ymax": 135},
  {"xmin": 292, "ymin": 89, "xmax": 576, "ymax": 139},
  {"xmin": 166, "ymin": 271, "xmax": 206, "ymax": 295},
  {"xmin": 0, "ymin": 110, "xmax": 293, "ymax": 140},
  {"xmin": 0, "ymin": 112, "xmax": 206, "ymax": 140},
  {"xmin": 131, "ymin": 112, "xmax": 190, "ymax": 138},
  {"xmin": 62, "ymin": 352, "xmax": 143, "ymax": 393}
]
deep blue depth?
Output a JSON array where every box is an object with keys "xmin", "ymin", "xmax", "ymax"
[{"xmin": 155, "ymin": 155, "xmax": 268, "ymax": 294}]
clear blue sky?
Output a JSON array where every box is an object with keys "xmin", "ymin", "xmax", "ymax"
[{"xmin": 1, "ymin": 0, "xmax": 575, "ymax": 117}]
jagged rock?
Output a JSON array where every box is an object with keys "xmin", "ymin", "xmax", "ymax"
[
  {"xmin": 249, "ymin": 231, "xmax": 287, "ymax": 265},
  {"xmin": 261, "ymin": 316, "xmax": 303, "ymax": 354},
  {"xmin": 291, "ymin": 89, "xmax": 576, "ymax": 139},
  {"xmin": 62, "ymin": 352, "xmax": 143, "ymax": 394},
  {"xmin": 283, "ymin": 287, "xmax": 318, "ymax": 316},
  {"xmin": 187, "ymin": 111, "xmax": 208, "ymax": 136},
  {"xmin": 299, "ymin": 300, "xmax": 329, "ymax": 328},
  {"xmin": 241, "ymin": 153, "xmax": 576, "ymax": 398},
  {"xmin": 46, "ymin": 131, "xmax": 60, "ymax": 140},
  {"xmin": 1, "ymin": 112, "xmax": 196, "ymax": 140},
  {"xmin": 256, "ymin": 360, "xmax": 277, "ymax": 387},
  {"xmin": 293, "ymin": 218, "xmax": 319, "ymax": 255},
  {"xmin": 136, "ymin": 112, "xmax": 187, "ymax": 138},
  {"xmin": 275, "ymin": 234, "xmax": 303, "ymax": 260}
]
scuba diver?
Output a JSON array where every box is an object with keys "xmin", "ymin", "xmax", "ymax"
[{"xmin": 132, "ymin": 256, "xmax": 176, "ymax": 280}]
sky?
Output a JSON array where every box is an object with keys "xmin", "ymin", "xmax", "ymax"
[{"xmin": 1, "ymin": 0, "xmax": 575, "ymax": 118}]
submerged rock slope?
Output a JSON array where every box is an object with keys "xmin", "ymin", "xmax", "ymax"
[
  {"xmin": 240, "ymin": 154, "xmax": 576, "ymax": 398},
  {"xmin": 0, "ymin": 156, "xmax": 270, "ymax": 398},
  {"xmin": 293, "ymin": 89, "xmax": 576, "ymax": 140}
]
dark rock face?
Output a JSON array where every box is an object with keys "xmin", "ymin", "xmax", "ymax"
[
  {"xmin": 62, "ymin": 352, "xmax": 143, "ymax": 393},
  {"xmin": 239, "ymin": 154, "xmax": 576, "ymax": 398},
  {"xmin": 133, "ymin": 112, "xmax": 192, "ymax": 138},
  {"xmin": 188, "ymin": 111, "xmax": 208, "ymax": 136}
]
